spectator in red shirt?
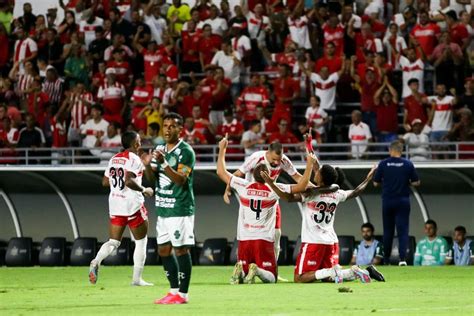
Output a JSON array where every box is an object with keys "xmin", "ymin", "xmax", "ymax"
[
  {"xmin": 410, "ymin": 10, "xmax": 440, "ymax": 58},
  {"xmin": 374, "ymin": 77, "xmax": 400, "ymax": 144},
  {"xmin": 181, "ymin": 19, "xmax": 201, "ymax": 73},
  {"xmin": 315, "ymin": 42, "xmax": 343, "ymax": 74},
  {"xmin": 271, "ymin": 64, "xmax": 299, "ymax": 129},
  {"xmin": 181, "ymin": 117, "xmax": 208, "ymax": 145},
  {"xmin": 322, "ymin": 15, "xmax": 345, "ymax": 57},
  {"xmin": 50, "ymin": 103, "xmax": 68, "ymax": 150},
  {"xmin": 191, "ymin": 104, "xmax": 215, "ymax": 141},
  {"xmin": 0, "ymin": 117, "xmax": 19, "ymax": 164},
  {"xmin": 198, "ymin": 24, "xmax": 222, "ymax": 70},
  {"xmin": 445, "ymin": 10, "xmax": 469, "ymax": 50},
  {"xmin": 268, "ymin": 118, "xmax": 299, "ymax": 147},
  {"xmin": 106, "ymin": 48, "xmax": 132, "ymax": 87},
  {"xmin": 236, "ymin": 74, "xmax": 270, "ymax": 125},
  {"xmin": 133, "ymin": 29, "xmax": 169, "ymax": 86},
  {"xmin": 403, "ymin": 78, "xmax": 430, "ymax": 132},
  {"xmin": 216, "ymin": 108, "xmax": 244, "ymax": 160},
  {"xmin": 352, "ymin": 58, "xmax": 381, "ymax": 135},
  {"xmin": 201, "ymin": 67, "xmax": 231, "ymax": 126},
  {"xmin": 430, "ymin": 31, "xmax": 464, "ymax": 92},
  {"xmin": 27, "ymin": 78, "xmax": 49, "ymax": 128},
  {"xmin": 348, "ymin": 22, "xmax": 382, "ymax": 64},
  {"xmin": 131, "ymin": 77, "xmax": 153, "ymax": 132}
]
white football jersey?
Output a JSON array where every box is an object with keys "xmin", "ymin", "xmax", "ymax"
[
  {"xmin": 104, "ymin": 150, "xmax": 145, "ymax": 216},
  {"xmin": 300, "ymin": 190, "xmax": 349, "ymax": 245},
  {"xmin": 238, "ymin": 150, "xmax": 297, "ymax": 182},
  {"xmin": 230, "ymin": 177, "xmax": 284, "ymax": 242},
  {"xmin": 428, "ymin": 95, "xmax": 454, "ymax": 132}
]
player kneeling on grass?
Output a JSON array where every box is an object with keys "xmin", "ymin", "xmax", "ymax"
[
  {"xmin": 217, "ymin": 134, "xmax": 318, "ymax": 284},
  {"xmin": 89, "ymin": 131, "xmax": 154, "ymax": 286},
  {"xmin": 262, "ymin": 159, "xmax": 385, "ymax": 284}
]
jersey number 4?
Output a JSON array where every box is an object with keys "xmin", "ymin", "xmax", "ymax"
[
  {"xmin": 250, "ymin": 199, "xmax": 262, "ymax": 220},
  {"xmin": 313, "ymin": 201, "xmax": 336, "ymax": 224},
  {"xmin": 109, "ymin": 167, "xmax": 125, "ymax": 190}
]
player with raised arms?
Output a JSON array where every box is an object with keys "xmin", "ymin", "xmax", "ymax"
[
  {"xmin": 143, "ymin": 112, "xmax": 196, "ymax": 305},
  {"xmin": 224, "ymin": 141, "xmax": 302, "ymax": 282},
  {"xmin": 217, "ymin": 134, "xmax": 319, "ymax": 284},
  {"xmin": 262, "ymin": 152, "xmax": 384, "ymax": 283},
  {"xmin": 89, "ymin": 131, "xmax": 154, "ymax": 286}
]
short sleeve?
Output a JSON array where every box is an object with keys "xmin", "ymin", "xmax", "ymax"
[
  {"xmin": 282, "ymin": 155, "xmax": 297, "ymax": 176},
  {"xmin": 330, "ymin": 72, "xmax": 339, "ymax": 82},
  {"xmin": 229, "ymin": 176, "xmax": 248, "ymax": 195},
  {"xmin": 97, "ymin": 86, "xmax": 104, "ymax": 99},
  {"xmin": 310, "ymin": 72, "xmax": 319, "ymax": 84},
  {"xmin": 408, "ymin": 161, "xmax": 419, "ymax": 182},
  {"xmin": 320, "ymin": 109, "xmax": 328, "ymax": 118},
  {"xmin": 238, "ymin": 151, "xmax": 259, "ymax": 174},
  {"xmin": 305, "ymin": 107, "xmax": 311, "ymax": 120},
  {"xmin": 365, "ymin": 124, "xmax": 372, "ymax": 139},
  {"xmin": 179, "ymin": 147, "xmax": 196, "ymax": 171},
  {"xmin": 338, "ymin": 190, "xmax": 349, "ymax": 203},
  {"xmin": 373, "ymin": 162, "xmax": 383, "ymax": 182},
  {"xmin": 375, "ymin": 241, "xmax": 384, "ymax": 258},
  {"xmin": 276, "ymin": 183, "xmax": 292, "ymax": 194},
  {"xmin": 125, "ymin": 155, "xmax": 143, "ymax": 177}
]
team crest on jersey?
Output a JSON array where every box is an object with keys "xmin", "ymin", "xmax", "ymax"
[
  {"xmin": 168, "ymin": 155, "xmax": 178, "ymax": 168},
  {"xmin": 159, "ymin": 173, "xmax": 172, "ymax": 188},
  {"xmin": 175, "ymin": 148, "xmax": 181, "ymax": 156}
]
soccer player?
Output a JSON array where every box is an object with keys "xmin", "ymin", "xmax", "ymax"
[
  {"xmin": 216, "ymin": 134, "xmax": 317, "ymax": 284},
  {"xmin": 414, "ymin": 220, "xmax": 448, "ymax": 266},
  {"xmin": 143, "ymin": 113, "xmax": 196, "ymax": 305},
  {"xmin": 262, "ymin": 160, "xmax": 381, "ymax": 283},
  {"xmin": 223, "ymin": 142, "xmax": 302, "ymax": 282},
  {"xmin": 89, "ymin": 131, "xmax": 154, "ymax": 286}
]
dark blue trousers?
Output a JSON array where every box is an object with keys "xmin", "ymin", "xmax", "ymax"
[{"xmin": 382, "ymin": 197, "xmax": 410, "ymax": 263}]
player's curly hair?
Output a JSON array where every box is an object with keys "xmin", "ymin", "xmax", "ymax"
[
  {"xmin": 121, "ymin": 131, "xmax": 138, "ymax": 150},
  {"xmin": 319, "ymin": 165, "xmax": 346, "ymax": 186}
]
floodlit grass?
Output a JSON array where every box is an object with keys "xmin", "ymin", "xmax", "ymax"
[{"xmin": 0, "ymin": 266, "xmax": 473, "ymax": 315}]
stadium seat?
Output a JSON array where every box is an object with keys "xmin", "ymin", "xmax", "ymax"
[
  {"xmin": 277, "ymin": 235, "xmax": 289, "ymax": 265},
  {"xmin": 292, "ymin": 236, "xmax": 302, "ymax": 264},
  {"xmin": 103, "ymin": 238, "xmax": 132, "ymax": 266},
  {"xmin": 199, "ymin": 238, "xmax": 228, "ymax": 266},
  {"xmin": 338, "ymin": 236, "xmax": 355, "ymax": 265},
  {"xmin": 70, "ymin": 237, "xmax": 97, "ymax": 266},
  {"xmin": 5, "ymin": 237, "xmax": 33, "ymax": 267},
  {"xmin": 229, "ymin": 238, "xmax": 238, "ymax": 265},
  {"xmin": 443, "ymin": 236, "xmax": 453, "ymax": 250},
  {"xmin": 145, "ymin": 237, "xmax": 159, "ymax": 265},
  {"xmin": 39, "ymin": 237, "xmax": 66, "ymax": 266},
  {"xmin": 0, "ymin": 240, "xmax": 7, "ymax": 266},
  {"xmin": 388, "ymin": 236, "xmax": 416, "ymax": 265}
]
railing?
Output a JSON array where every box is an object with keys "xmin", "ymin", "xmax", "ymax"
[{"xmin": 0, "ymin": 142, "xmax": 473, "ymax": 166}]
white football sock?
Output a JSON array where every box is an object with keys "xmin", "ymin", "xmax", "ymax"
[
  {"xmin": 94, "ymin": 239, "xmax": 120, "ymax": 265},
  {"xmin": 132, "ymin": 237, "xmax": 147, "ymax": 282},
  {"xmin": 256, "ymin": 267, "xmax": 276, "ymax": 283},
  {"xmin": 178, "ymin": 292, "xmax": 188, "ymax": 299},
  {"xmin": 274, "ymin": 228, "xmax": 281, "ymax": 261},
  {"xmin": 315, "ymin": 268, "xmax": 333, "ymax": 280},
  {"xmin": 169, "ymin": 288, "xmax": 179, "ymax": 295},
  {"xmin": 341, "ymin": 268, "xmax": 356, "ymax": 281}
]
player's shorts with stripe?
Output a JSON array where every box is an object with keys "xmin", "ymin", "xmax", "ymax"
[
  {"xmin": 295, "ymin": 243, "xmax": 339, "ymax": 275},
  {"xmin": 110, "ymin": 205, "xmax": 148, "ymax": 228},
  {"xmin": 156, "ymin": 215, "xmax": 195, "ymax": 247},
  {"xmin": 238, "ymin": 239, "xmax": 277, "ymax": 278},
  {"xmin": 275, "ymin": 204, "xmax": 281, "ymax": 229}
]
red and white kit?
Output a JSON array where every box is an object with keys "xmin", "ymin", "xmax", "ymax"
[
  {"xmin": 104, "ymin": 150, "xmax": 147, "ymax": 228},
  {"xmin": 230, "ymin": 176, "xmax": 281, "ymax": 277},
  {"xmin": 295, "ymin": 190, "xmax": 349, "ymax": 275},
  {"xmin": 238, "ymin": 150, "xmax": 298, "ymax": 229}
]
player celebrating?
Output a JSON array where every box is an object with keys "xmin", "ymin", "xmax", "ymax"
[
  {"xmin": 217, "ymin": 134, "xmax": 317, "ymax": 284},
  {"xmin": 143, "ymin": 113, "xmax": 196, "ymax": 305},
  {"xmin": 262, "ymin": 159, "xmax": 383, "ymax": 284},
  {"xmin": 224, "ymin": 142, "xmax": 301, "ymax": 282},
  {"xmin": 89, "ymin": 131, "xmax": 154, "ymax": 286}
]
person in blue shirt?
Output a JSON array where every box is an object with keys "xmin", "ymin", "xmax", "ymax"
[
  {"xmin": 351, "ymin": 223, "xmax": 384, "ymax": 266},
  {"xmin": 445, "ymin": 226, "xmax": 474, "ymax": 266},
  {"xmin": 373, "ymin": 140, "xmax": 420, "ymax": 266}
]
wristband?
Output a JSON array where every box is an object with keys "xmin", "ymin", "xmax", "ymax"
[
  {"xmin": 160, "ymin": 160, "xmax": 169, "ymax": 169},
  {"xmin": 139, "ymin": 187, "xmax": 145, "ymax": 193}
]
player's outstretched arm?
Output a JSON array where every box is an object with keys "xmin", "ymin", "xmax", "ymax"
[
  {"xmin": 125, "ymin": 172, "xmax": 154, "ymax": 197},
  {"xmin": 346, "ymin": 165, "xmax": 377, "ymax": 199},
  {"xmin": 261, "ymin": 171, "xmax": 302, "ymax": 202},
  {"xmin": 288, "ymin": 153, "xmax": 318, "ymax": 194},
  {"xmin": 216, "ymin": 134, "xmax": 233, "ymax": 185}
]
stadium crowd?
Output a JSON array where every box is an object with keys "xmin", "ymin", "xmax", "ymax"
[{"xmin": 0, "ymin": 0, "xmax": 473, "ymax": 163}]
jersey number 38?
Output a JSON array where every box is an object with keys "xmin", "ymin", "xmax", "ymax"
[{"xmin": 109, "ymin": 167, "xmax": 125, "ymax": 190}]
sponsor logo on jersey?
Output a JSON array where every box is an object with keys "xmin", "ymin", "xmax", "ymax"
[
  {"xmin": 262, "ymin": 261, "xmax": 273, "ymax": 267},
  {"xmin": 307, "ymin": 260, "xmax": 317, "ymax": 265}
]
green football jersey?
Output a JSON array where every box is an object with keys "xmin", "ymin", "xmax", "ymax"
[
  {"xmin": 414, "ymin": 236, "xmax": 448, "ymax": 266},
  {"xmin": 151, "ymin": 140, "xmax": 196, "ymax": 217}
]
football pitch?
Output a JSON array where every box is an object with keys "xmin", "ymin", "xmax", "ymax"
[{"xmin": 0, "ymin": 266, "xmax": 473, "ymax": 315}]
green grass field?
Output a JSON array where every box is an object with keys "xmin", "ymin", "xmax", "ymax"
[{"xmin": 0, "ymin": 266, "xmax": 473, "ymax": 315}]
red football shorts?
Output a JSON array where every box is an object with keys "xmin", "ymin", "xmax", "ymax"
[
  {"xmin": 238, "ymin": 239, "xmax": 277, "ymax": 278},
  {"xmin": 294, "ymin": 242, "xmax": 339, "ymax": 275},
  {"xmin": 275, "ymin": 204, "xmax": 281, "ymax": 229},
  {"xmin": 110, "ymin": 205, "xmax": 148, "ymax": 228}
]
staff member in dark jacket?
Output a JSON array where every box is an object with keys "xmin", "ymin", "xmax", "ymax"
[{"xmin": 373, "ymin": 140, "xmax": 420, "ymax": 266}]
